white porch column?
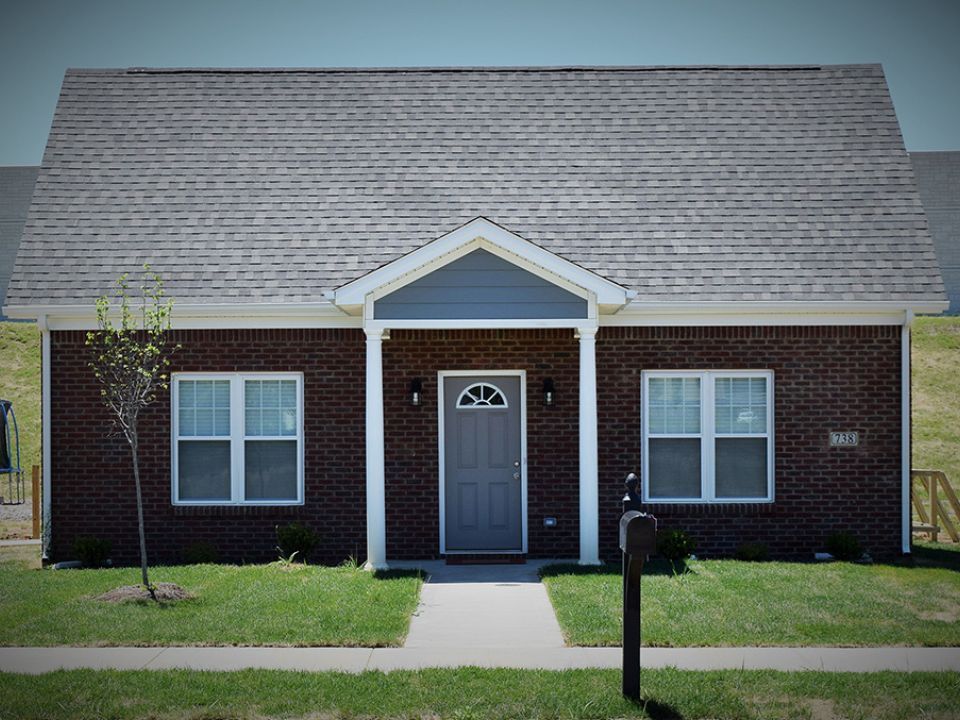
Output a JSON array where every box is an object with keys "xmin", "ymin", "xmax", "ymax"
[
  {"xmin": 901, "ymin": 310, "xmax": 914, "ymax": 555},
  {"xmin": 364, "ymin": 328, "xmax": 388, "ymax": 571},
  {"xmin": 40, "ymin": 315, "xmax": 51, "ymax": 560},
  {"xmin": 578, "ymin": 327, "xmax": 600, "ymax": 565}
]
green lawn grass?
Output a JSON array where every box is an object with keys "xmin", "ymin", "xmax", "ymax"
[
  {"xmin": 0, "ymin": 322, "xmax": 40, "ymax": 538},
  {"xmin": 0, "ymin": 668, "xmax": 957, "ymax": 720},
  {"xmin": 0, "ymin": 549, "xmax": 422, "ymax": 647},
  {"xmin": 0, "ymin": 322, "xmax": 40, "ymax": 475},
  {"xmin": 912, "ymin": 316, "xmax": 960, "ymax": 534},
  {"xmin": 541, "ymin": 551, "xmax": 960, "ymax": 647},
  {"xmin": 913, "ymin": 316, "xmax": 960, "ymax": 481}
]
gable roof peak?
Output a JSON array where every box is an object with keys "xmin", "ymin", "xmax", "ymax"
[{"xmin": 334, "ymin": 217, "xmax": 629, "ymax": 309}]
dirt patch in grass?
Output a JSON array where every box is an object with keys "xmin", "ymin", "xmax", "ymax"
[
  {"xmin": 96, "ymin": 583, "xmax": 193, "ymax": 603},
  {"xmin": 919, "ymin": 608, "xmax": 960, "ymax": 623},
  {"xmin": 803, "ymin": 698, "xmax": 841, "ymax": 720}
]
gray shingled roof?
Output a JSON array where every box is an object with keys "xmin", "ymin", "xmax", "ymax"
[
  {"xmin": 0, "ymin": 166, "xmax": 39, "ymax": 318},
  {"xmin": 5, "ymin": 64, "xmax": 947, "ymax": 307},
  {"xmin": 911, "ymin": 151, "xmax": 960, "ymax": 314}
]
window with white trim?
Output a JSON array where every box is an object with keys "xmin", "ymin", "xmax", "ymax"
[
  {"xmin": 172, "ymin": 373, "xmax": 304, "ymax": 505},
  {"xmin": 642, "ymin": 371, "xmax": 773, "ymax": 503}
]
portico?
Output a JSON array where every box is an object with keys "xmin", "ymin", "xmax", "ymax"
[{"xmin": 333, "ymin": 218, "xmax": 630, "ymax": 569}]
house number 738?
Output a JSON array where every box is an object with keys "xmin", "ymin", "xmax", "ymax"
[{"xmin": 829, "ymin": 431, "xmax": 859, "ymax": 447}]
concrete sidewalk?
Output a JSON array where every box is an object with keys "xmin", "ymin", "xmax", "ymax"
[
  {"xmin": 399, "ymin": 560, "xmax": 566, "ymax": 649},
  {"xmin": 1, "ymin": 646, "xmax": 959, "ymax": 674}
]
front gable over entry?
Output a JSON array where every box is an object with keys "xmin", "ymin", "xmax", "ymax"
[
  {"xmin": 375, "ymin": 249, "xmax": 587, "ymax": 320},
  {"xmin": 334, "ymin": 217, "xmax": 630, "ymax": 323}
]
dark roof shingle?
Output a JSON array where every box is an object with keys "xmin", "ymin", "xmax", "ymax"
[
  {"xmin": 911, "ymin": 151, "xmax": 960, "ymax": 314},
  {"xmin": 0, "ymin": 166, "xmax": 39, "ymax": 317},
  {"xmin": 6, "ymin": 64, "xmax": 946, "ymax": 307}
]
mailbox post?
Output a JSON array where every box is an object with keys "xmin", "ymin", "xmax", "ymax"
[{"xmin": 620, "ymin": 473, "xmax": 656, "ymax": 700}]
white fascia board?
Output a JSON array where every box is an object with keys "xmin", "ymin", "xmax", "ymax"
[
  {"xmin": 602, "ymin": 312, "xmax": 907, "ymax": 327},
  {"xmin": 5, "ymin": 302, "xmax": 360, "ymax": 331},
  {"xmin": 617, "ymin": 300, "xmax": 949, "ymax": 314},
  {"xmin": 605, "ymin": 300, "xmax": 948, "ymax": 326},
  {"xmin": 333, "ymin": 217, "xmax": 629, "ymax": 307}
]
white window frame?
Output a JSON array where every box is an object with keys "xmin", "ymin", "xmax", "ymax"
[
  {"xmin": 171, "ymin": 372, "xmax": 305, "ymax": 506},
  {"xmin": 456, "ymin": 382, "xmax": 509, "ymax": 409},
  {"xmin": 641, "ymin": 370, "xmax": 774, "ymax": 503}
]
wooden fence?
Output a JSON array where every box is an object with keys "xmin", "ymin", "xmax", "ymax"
[
  {"xmin": 32, "ymin": 465, "xmax": 40, "ymax": 539},
  {"xmin": 912, "ymin": 469, "xmax": 960, "ymax": 543}
]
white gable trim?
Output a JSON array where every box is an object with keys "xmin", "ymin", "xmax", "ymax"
[{"xmin": 333, "ymin": 217, "xmax": 630, "ymax": 310}]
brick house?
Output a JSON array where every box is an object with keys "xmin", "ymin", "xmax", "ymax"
[{"xmin": 4, "ymin": 65, "xmax": 947, "ymax": 566}]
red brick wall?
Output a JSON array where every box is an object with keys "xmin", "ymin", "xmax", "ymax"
[
  {"xmin": 49, "ymin": 329, "xmax": 368, "ymax": 565},
  {"xmin": 48, "ymin": 325, "xmax": 903, "ymax": 564},
  {"xmin": 598, "ymin": 326, "xmax": 904, "ymax": 561},
  {"xmin": 382, "ymin": 330, "xmax": 580, "ymax": 559}
]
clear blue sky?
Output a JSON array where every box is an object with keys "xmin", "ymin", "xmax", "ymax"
[{"xmin": 1, "ymin": 0, "xmax": 958, "ymax": 165}]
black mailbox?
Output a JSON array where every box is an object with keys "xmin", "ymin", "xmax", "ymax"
[
  {"xmin": 620, "ymin": 511, "xmax": 657, "ymax": 557},
  {"xmin": 620, "ymin": 474, "xmax": 656, "ymax": 701}
]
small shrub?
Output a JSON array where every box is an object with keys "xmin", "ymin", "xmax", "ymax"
[
  {"xmin": 182, "ymin": 541, "xmax": 219, "ymax": 564},
  {"xmin": 276, "ymin": 522, "xmax": 320, "ymax": 562},
  {"xmin": 657, "ymin": 529, "xmax": 696, "ymax": 562},
  {"xmin": 72, "ymin": 536, "xmax": 112, "ymax": 568},
  {"xmin": 735, "ymin": 542, "xmax": 769, "ymax": 562},
  {"xmin": 826, "ymin": 531, "xmax": 862, "ymax": 561}
]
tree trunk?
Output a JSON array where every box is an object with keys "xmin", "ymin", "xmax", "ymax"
[{"xmin": 130, "ymin": 437, "xmax": 154, "ymax": 600}]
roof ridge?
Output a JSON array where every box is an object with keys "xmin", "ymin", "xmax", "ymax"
[{"xmin": 65, "ymin": 63, "xmax": 885, "ymax": 76}]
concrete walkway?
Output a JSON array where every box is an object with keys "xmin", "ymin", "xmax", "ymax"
[
  {"xmin": 399, "ymin": 560, "xmax": 566, "ymax": 649},
  {"xmin": 2, "ymin": 646, "xmax": 959, "ymax": 674}
]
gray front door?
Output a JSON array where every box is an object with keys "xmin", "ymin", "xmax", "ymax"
[{"xmin": 443, "ymin": 375, "xmax": 523, "ymax": 552}]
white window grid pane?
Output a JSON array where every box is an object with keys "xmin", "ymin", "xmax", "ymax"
[
  {"xmin": 245, "ymin": 379, "xmax": 299, "ymax": 437},
  {"xmin": 647, "ymin": 377, "xmax": 701, "ymax": 434},
  {"xmin": 196, "ymin": 407, "xmax": 214, "ymax": 436},
  {"xmin": 245, "ymin": 408, "xmax": 261, "ymax": 436},
  {"xmin": 177, "ymin": 379, "xmax": 231, "ymax": 438},
  {"xmin": 245, "ymin": 381, "xmax": 260, "ymax": 409},
  {"xmin": 714, "ymin": 376, "xmax": 767, "ymax": 435}
]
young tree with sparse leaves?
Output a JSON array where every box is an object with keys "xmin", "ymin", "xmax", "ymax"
[{"xmin": 86, "ymin": 268, "xmax": 176, "ymax": 598}]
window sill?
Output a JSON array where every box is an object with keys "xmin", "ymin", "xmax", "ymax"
[
  {"xmin": 640, "ymin": 501, "xmax": 778, "ymax": 516},
  {"xmin": 172, "ymin": 503, "xmax": 307, "ymax": 516}
]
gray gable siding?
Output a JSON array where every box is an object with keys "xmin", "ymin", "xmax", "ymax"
[
  {"xmin": 374, "ymin": 249, "xmax": 587, "ymax": 320},
  {"xmin": 5, "ymin": 65, "xmax": 947, "ymax": 308},
  {"xmin": 0, "ymin": 166, "xmax": 39, "ymax": 319},
  {"xmin": 911, "ymin": 152, "xmax": 960, "ymax": 314}
]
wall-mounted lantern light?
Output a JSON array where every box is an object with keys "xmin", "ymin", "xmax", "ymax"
[
  {"xmin": 410, "ymin": 378, "xmax": 423, "ymax": 407},
  {"xmin": 543, "ymin": 378, "xmax": 555, "ymax": 406}
]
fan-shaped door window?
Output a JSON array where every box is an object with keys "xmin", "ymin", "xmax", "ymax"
[{"xmin": 457, "ymin": 382, "xmax": 508, "ymax": 408}]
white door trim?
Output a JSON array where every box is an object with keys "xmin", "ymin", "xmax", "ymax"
[{"xmin": 437, "ymin": 369, "xmax": 528, "ymax": 555}]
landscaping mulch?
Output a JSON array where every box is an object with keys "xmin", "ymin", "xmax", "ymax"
[{"xmin": 96, "ymin": 583, "xmax": 192, "ymax": 603}]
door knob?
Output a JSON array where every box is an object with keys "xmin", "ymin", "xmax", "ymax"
[{"xmin": 514, "ymin": 461, "xmax": 520, "ymax": 467}]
